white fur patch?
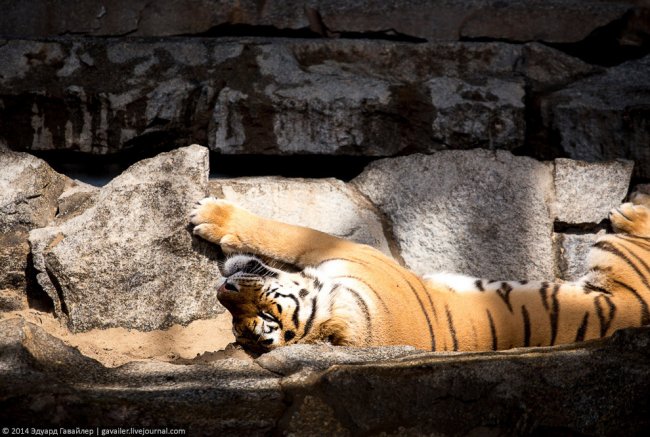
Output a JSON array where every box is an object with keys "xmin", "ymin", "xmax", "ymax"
[{"xmin": 422, "ymin": 272, "xmax": 481, "ymax": 293}]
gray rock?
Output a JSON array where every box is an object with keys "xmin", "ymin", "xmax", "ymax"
[
  {"xmin": 2, "ymin": 318, "xmax": 649, "ymax": 435},
  {"xmin": 28, "ymin": 145, "xmax": 224, "ymax": 332},
  {"xmin": 352, "ymin": 150, "xmax": 556, "ymax": 280},
  {"xmin": 428, "ymin": 76, "xmax": 525, "ymax": 149},
  {"xmin": 0, "ymin": 39, "xmax": 600, "ymax": 156},
  {"xmin": 541, "ymin": 55, "xmax": 650, "ymax": 179},
  {"xmin": 554, "ymin": 232, "xmax": 603, "ymax": 281},
  {"xmin": 553, "ymin": 158, "xmax": 633, "ymax": 224},
  {"xmin": 0, "ymin": 318, "xmax": 283, "ymax": 434},
  {"xmin": 0, "ymin": 149, "xmax": 69, "ymax": 296},
  {"xmin": 0, "ymin": 0, "xmax": 631, "ymax": 44},
  {"xmin": 282, "ymin": 327, "xmax": 650, "ymax": 436},
  {"xmin": 209, "ymin": 177, "xmax": 394, "ymax": 257},
  {"xmin": 256, "ymin": 343, "xmax": 421, "ymax": 376}
]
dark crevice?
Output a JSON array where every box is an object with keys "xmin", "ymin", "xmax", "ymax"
[
  {"xmin": 553, "ymin": 220, "xmax": 611, "ymax": 235},
  {"xmin": 461, "ymin": 10, "xmax": 649, "ymax": 67},
  {"xmin": 45, "ymin": 265, "xmax": 69, "ymax": 317},
  {"xmin": 333, "ymin": 30, "xmax": 426, "ymax": 43},
  {"xmin": 30, "ymin": 149, "xmax": 378, "ymax": 186},
  {"xmin": 210, "ymin": 154, "xmax": 376, "ymax": 181},
  {"xmin": 175, "ymin": 24, "xmax": 322, "ymax": 39},
  {"xmin": 547, "ymin": 11, "xmax": 649, "ymax": 67},
  {"xmin": 24, "ymin": 252, "xmax": 54, "ymax": 313}
]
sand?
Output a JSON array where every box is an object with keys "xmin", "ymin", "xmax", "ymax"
[{"xmin": 0, "ymin": 309, "xmax": 236, "ymax": 367}]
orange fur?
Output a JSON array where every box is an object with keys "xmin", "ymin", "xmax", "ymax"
[{"xmin": 190, "ymin": 196, "xmax": 650, "ymax": 352}]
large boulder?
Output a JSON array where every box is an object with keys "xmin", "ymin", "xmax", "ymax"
[
  {"xmin": 0, "ymin": 149, "xmax": 69, "ymax": 309},
  {"xmin": 28, "ymin": 145, "xmax": 223, "ymax": 332},
  {"xmin": 541, "ymin": 54, "xmax": 650, "ymax": 179},
  {"xmin": 352, "ymin": 151, "xmax": 634, "ymax": 281},
  {"xmin": 352, "ymin": 150, "xmax": 556, "ymax": 280},
  {"xmin": 0, "ymin": 39, "xmax": 599, "ymax": 157}
]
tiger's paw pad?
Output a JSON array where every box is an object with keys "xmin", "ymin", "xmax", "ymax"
[{"xmin": 609, "ymin": 202, "xmax": 650, "ymax": 237}]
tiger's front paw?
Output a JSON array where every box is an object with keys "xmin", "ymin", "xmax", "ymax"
[
  {"xmin": 190, "ymin": 198, "xmax": 243, "ymax": 250},
  {"xmin": 609, "ymin": 202, "xmax": 650, "ymax": 237}
]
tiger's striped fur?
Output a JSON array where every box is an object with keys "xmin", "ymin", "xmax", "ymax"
[{"xmin": 190, "ymin": 193, "xmax": 650, "ymax": 352}]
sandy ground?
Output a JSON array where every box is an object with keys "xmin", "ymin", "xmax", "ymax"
[{"xmin": 1, "ymin": 309, "xmax": 236, "ymax": 367}]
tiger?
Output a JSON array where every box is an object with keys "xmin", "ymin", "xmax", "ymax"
[{"xmin": 189, "ymin": 191, "xmax": 650, "ymax": 353}]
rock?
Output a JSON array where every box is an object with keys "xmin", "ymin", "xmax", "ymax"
[
  {"xmin": 0, "ymin": 39, "xmax": 599, "ymax": 156},
  {"xmin": 282, "ymin": 327, "xmax": 650, "ymax": 436},
  {"xmin": 28, "ymin": 145, "xmax": 224, "ymax": 332},
  {"xmin": 541, "ymin": 55, "xmax": 650, "ymax": 179},
  {"xmin": 2, "ymin": 318, "xmax": 649, "ymax": 434},
  {"xmin": 54, "ymin": 180, "xmax": 99, "ymax": 221},
  {"xmin": 256, "ymin": 344, "xmax": 421, "ymax": 376},
  {"xmin": 0, "ymin": 318, "xmax": 283, "ymax": 434},
  {"xmin": 0, "ymin": 149, "xmax": 69, "ymax": 297},
  {"xmin": 209, "ymin": 177, "xmax": 393, "ymax": 256},
  {"xmin": 428, "ymin": 76, "xmax": 525, "ymax": 149},
  {"xmin": 0, "ymin": 0, "xmax": 632, "ymax": 44},
  {"xmin": 553, "ymin": 158, "xmax": 633, "ymax": 224},
  {"xmin": 554, "ymin": 232, "xmax": 603, "ymax": 281},
  {"xmin": 352, "ymin": 150, "xmax": 556, "ymax": 280}
]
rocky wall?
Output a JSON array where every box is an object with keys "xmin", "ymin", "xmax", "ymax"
[
  {"xmin": 1, "ymin": 0, "xmax": 649, "ymax": 434},
  {"xmin": 0, "ymin": 0, "xmax": 648, "ymax": 176}
]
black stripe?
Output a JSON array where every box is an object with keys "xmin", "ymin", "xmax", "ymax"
[
  {"xmin": 519, "ymin": 280, "xmax": 529, "ymax": 285},
  {"xmin": 539, "ymin": 282, "xmax": 550, "ymax": 310},
  {"xmin": 594, "ymin": 294, "xmax": 617, "ymax": 337},
  {"xmin": 583, "ymin": 281, "xmax": 612, "ymax": 295},
  {"xmin": 475, "ymin": 279, "xmax": 485, "ymax": 292},
  {"xmin": 301, "ymin": 296, "xmax": 318, "ymax": 339},
  {"xmin": 445, "ymin": 305, "xmax": 458, "ymax": 351},
  {"xmin": 593, "ymin": 241, "xmax": 650, "ymax": 316},
  {"xmin": 611, "ymin": 279, "xmax": 650, "ymax": 325},
  {"xmin": 332, "ymin": 275, "xmax": 389, "ymax": 312},
  {"xmin": 366, "ymin": 253, "xmax": 437, "ymax": 351},
  {"xmin": 575, "ymin": 312, "xmax": 590, "ymax": 342},
  {"xmin": 497, "ymin": 282, "xmax": 514, "ymax": 313},
  {"xmin": 340, "ymin": 286, "xmax": 373, "ymax": 342},
  {"xmin": 486, "ymin": 310, "xmax": 497, "ymax": 350},
  {"xmin": 521, "ymin": 305, "xmax": 531, "ymax": 347},
  {"xmin": 549, "ymin": 284, "xmax": 560, "ymax": 346}
]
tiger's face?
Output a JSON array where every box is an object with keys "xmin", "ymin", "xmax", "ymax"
[{"xmin": 217, "ymin": 255, "xmax": 314, "ymax": 353}]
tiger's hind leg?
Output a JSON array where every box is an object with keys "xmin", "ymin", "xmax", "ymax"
[{"xmin": 609, "ymin": 193, "xmax": 650, "ymax": 237}]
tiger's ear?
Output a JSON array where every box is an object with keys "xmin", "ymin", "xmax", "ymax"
[{"xmin": 318, "ymin": 317, "xmax": 351, "ymax": 346}]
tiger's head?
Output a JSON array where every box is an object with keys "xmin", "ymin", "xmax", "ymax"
[{"xmin": 217, "ymin": 255, "xmax": 341, "ymax": 353}]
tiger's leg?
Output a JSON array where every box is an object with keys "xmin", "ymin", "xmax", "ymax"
[
  {"xmin": 609, "ymin": 194, "xmax": 650, "ymax": 237},
  {"xmin": 190, "ymin": 197, "xmax": 366, "ymax": 267}
]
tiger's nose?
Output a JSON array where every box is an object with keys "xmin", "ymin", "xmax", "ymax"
[{"xmin": 218, "ymin": 280, "xmax": 239, "ymax": 293}]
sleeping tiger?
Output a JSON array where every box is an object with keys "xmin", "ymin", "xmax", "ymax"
[{"xmin": 190, "ymin": 192, "xmax": 650, "ymax": 353}]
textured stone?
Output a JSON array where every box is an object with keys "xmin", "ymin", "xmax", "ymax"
[
  {"xmin": 428, "ymin": 76, "xmax": 525, "ymax": 149},
  {"xmin": 553, "ymin": 158, "xmax": 633, "ymax": 224},
  {"xmin": 284, "ymin": 327, "xmax": 650, "ymax": 436},
  {"xmin": 256, "ymin": 344, "xmax": 421, "ymax": 376},
  {"xmin": 0, "ymin": 318, "xmax": 283, "ymax": 434},
  {"xmin": 0, "ymin": 150, "xmax": 69, "ymax": 295},
  {"xmin": 541, "ymin": 55, "xmax": 650, "ymax": 179},
  {"xmin": 0, "ymin": 0, "xmax": 632, "ymax": 44},
  {"xmin": 28, "ymin": 145, "xmax": 224, "ymax": 331},
  {"xmin": 3, "ymin": 318, "xmax": 649, "ymax": 435},
  {"xmin": 555, "ymin": 232, "xmax": 602, "ymax": 281},
  {"xmin": 209, "ymin": 177, "xmax": 393, "ymax": 256},
  {"xmin": 0, "ymin": 39, "xmax": 597, "ymax": 156},
  {"xmin": 352, "ymin": 150, "xmax": 555, "ymax": 280}
]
